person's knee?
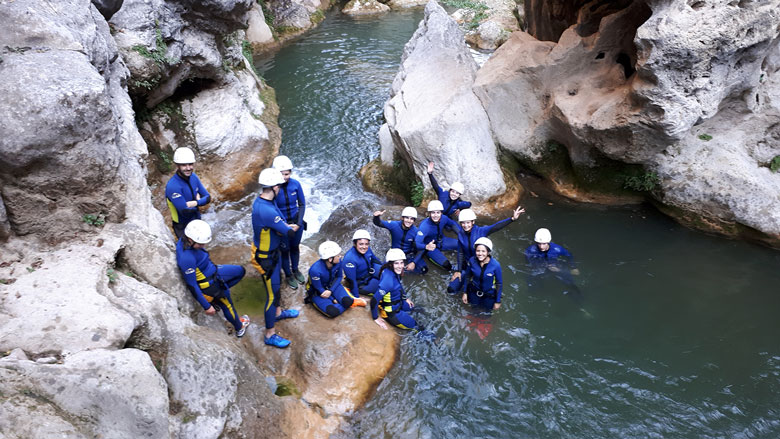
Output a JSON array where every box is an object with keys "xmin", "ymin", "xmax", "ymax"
[
  {"xmin": 325, "ymin": 305, "xmax": 342, "ymax": 318},
  {"xmin": 340, "ymin": 296, "xmax": 354, "ymax": 308},
  {"xmin": 442, "ymin": 260, "xmax": 452, "ymax": 271}
]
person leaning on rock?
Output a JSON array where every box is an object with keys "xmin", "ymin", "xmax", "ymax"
[
  {"xmin": 251, "ymin": 168, "xmax": 300, "ymax": 349},
  {"xmin": 176, "ymin": 220, "xmax": 249, "ymax": 337},
  {"xmin": 165, "ymin": 147, "xmax": 211, "ymax": 239},
  {"xmin": 427, "ymin": 161, "xmax": 471, "ymax": 219}
]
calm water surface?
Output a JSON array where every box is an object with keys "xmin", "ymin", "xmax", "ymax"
[{"xmin": 253, "ymin": 10, "xmax": 780, "ymax": 438}]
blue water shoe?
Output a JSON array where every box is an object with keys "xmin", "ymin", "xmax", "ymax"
[
  {"xmin": 276, "ymin": 309, "xmax": 299, "ymax": 321},
  {"xmin": 264, "ymin": 333, "xmax": 291, "ymax": 348}
]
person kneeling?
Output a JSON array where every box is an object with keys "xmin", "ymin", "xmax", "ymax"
[
  {"xmin": 461, "ymin": 237, "xmax": 503, "ymax": 311},
  {"xmin": 306, "ymin": 241, "xmax": 366, "ymax": 318}
]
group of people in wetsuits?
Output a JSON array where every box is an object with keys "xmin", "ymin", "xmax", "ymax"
[{"xmin": 170, "ymin": 148, "xmax": 578, "ymax": 348}]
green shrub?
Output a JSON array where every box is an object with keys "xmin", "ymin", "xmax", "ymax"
[
  {"xmin": 698, "ymin": 133, "xmax": 713, "ymax": 141},
  {"xmin": 622, "ymin": 172, "xmax": 660, "ymax": 192},
  {"xmin": 82, "ymin": 214, "xmax": 106, "ymax": 227},
  {"xmin": 770, "ymin": 156, "xmax": 780, "ymax": 173},
  {"xmin": 410, "ymin": 181, "xmax": 425, "ymax": 207},
  {"xmin": 131, "ymin": 24, "xmax": 179, "ymax": 67},
  {"xmin": 106, "ymin": 268, "xmax": 119, "ymax": 284}
]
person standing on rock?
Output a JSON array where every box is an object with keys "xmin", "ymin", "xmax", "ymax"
[
  {"xmin": 371, "ymin": 248, "xmax": 420, "ymax": 330},
  {"xmin": 305, "ymin": 241, "xmax": 367, "ymax": 318},
  {"xmin": 447, "ymin": 206, "xmax": 525, "ymax": 294},
  {"xmin": 272, "ymin": 155, "xmax": 307, "ymax": 289},
  {"xmin": 165, "ymin": 147, "xmax": 211, "ymax": 239},
  {"xmin": 460, "ymin": 237, "xmax": 503, "ymax": 311},
  {"xmin": 372, "ymin": 207, "xmax": 427, "ymax": 274},
  {"xmin": 251, "ymin": 168, "xmax": 301, "ymax": 349},
  {"xmin": 415, "ymin": 200, "xmax": 459, "ymax": 272},
  {"xmin": 176, "ymin": 220, "xmax": 249, "ymax": 337},
  {"xmin": 427, "ymin": 161, "xmax": 471, "ymax": 219},
  {"xmin": 343, "ymin": 229, "xmax": 383, "ymax": 296}
]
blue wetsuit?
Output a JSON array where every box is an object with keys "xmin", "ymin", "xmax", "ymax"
[
  {"xmin": 448, "ymin": 217, "xmax": 514, "ymax": 293},
  {"xmin": 275, "ymin": 178, "xmax": 305, "ymax": 277},
  {"xmin": 251, "ymin": 196, "xmax": 294, "ymax": 329},
  {"xmin": 343, "ymin": 246, "xmax": 382, "ymax": 295},
  {"xmin": 305, "ymin": 259, "xmax": 355, "ymax": 318},
  {"xmin": 428, "ymin": 172, "xmax": 471, "ymax": 218},
  {"xmin": 461, "ymin": 256, "xmax": 503, "ymax": 310},
  {"xmin": 176, "ymin": 238, "xmax": 245, "ymax": 331},
  {"xmin": 524, "ymin": 242, "xmax": 575, "ymax": 272},
  {"xmin": 165, "ymin": 172, "xmax": 211, "ymax": 238},
  {"xmin": 415, "ymin": 215, "xmax": 459, "ymax": 271},
  {"xmin": 371, "ymin": 267, "xmax": 417, "ymax": 330},
  {"xmin": 372, "ymin": 214, "xmax": 426, "ymax": 274}
]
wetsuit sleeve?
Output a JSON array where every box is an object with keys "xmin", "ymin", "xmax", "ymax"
[
  {"xmin": 295, "ymin": 181, "xmax": 305, "ymax": 226},
  {"xmin": 484, "ymin": 217, "xmax": 513, "ymax": 236},
  {"xmin": 428, "ymin": 172, "xmax": 444, "ymax": 197},
  {"xmin": 343, "ymin": 258, "xmax": 360, "ymax": 294},
  {"xmin": 195, "ymin": 176, "xmax": 211, "ymax": 206},
  {"xmin": 309, "ymin": 266, "xmax": 327, "ymax": 296},
  {"xmin": 495, "ymin": 264, "xmax": 503, "ymax": 303},
  {"xmin": 178, "ymin": 253, "xmax": 211, "ymax": 310},
  {"xmin": 456, "ymin": 199, "xmax": 471, "ymax": 210},
  {"xmin": 443, "ymin": 216, "xmax": 458, "ymax": 233},
  {"xmin": 456, "ymin": 241, "xmax": 467, "ymax": 272},
  {"xmin": 414, "ymin": 229, "xmax": 427, "ymax": 251},
  {"xmin": 371, "ymin": 287, "xmax": 383, "ymax": 320},
  {"xmin": 559, "ymin": 246, "xmax": 575, "ymax": 263},
  {"xmin": 166, "ymin": 181, "xmax": 198, "ymax": 215},
  {"xmin": 372, "ymin": 214, "xmax": 391, "ymax": 229},
  {"xmin": 329, "ymin": 263, "xmax": 344, "ymax": 290},
  {"xmin": 460, "ymin": 260, "xmax": 471, "ymax": 292}
]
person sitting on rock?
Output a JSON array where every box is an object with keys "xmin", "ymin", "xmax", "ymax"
[
  {"xmin": 343, "ymin": 229, "xmax": 383, "ymax": 296},
  {"xmin": 165, "ymin": 147, "xmax": 211, "ymax": 239},
  {"xmin": 272, "ymin": 155, "xmax": 307, "ymax": 289},
  {"xmin": 461, "ymin": 237, "xmax": 503, "ymax": 311},
  {"xmin": 372, "ymin": 207, "xmax": 427, "ymax": 274},
  {"xmin": 447, "ymin": 206, "xmax": 525, "ymax": 294},
  {"xmin": 251, "ymin": 168, "xmax": 300, "ymax": 349},
  {"xmin": 176, "ymin": 220, "xmax": 249, "ymax": 337},
  {"xmin": 415, "ymin": 200, "xmax": 459, "ymax": 272},
  {"xmin": 427, "ymin": 161, "xmax": 471, "ymax": 219},
  {"xmin": 371, "ymin": 248, "xmax": 420, "ymax": 330},
  {"xmin": 305, "ymin": 241, "xmax": 366, "ymax": 318}
]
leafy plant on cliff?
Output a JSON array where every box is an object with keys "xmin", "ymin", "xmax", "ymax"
[
  {"xmin": 132, "ymin": 24, "xmax": 179, "ymax": 67},
  {"xmin": 770, "ymin": 155, "xmax": 780, "ymax": 173},
  {"xmin": 698, "ymin": 133, "xmax": 713, "ymax": 141},
  {"xmin": 82, "ymin": 213, "xmax": 106, "ymax": 227},
  {"xmin": 622, "ymin": 171, "xmax": 660, "ymax": 192},
  {"xmin": 410, "ymin": 181, "xmax": 425, "ymax": 207},
  {"xmin": 442, "ymin": 0, "xmax": 489, "ymax": 29}
]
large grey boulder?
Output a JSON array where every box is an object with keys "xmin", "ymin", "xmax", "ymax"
[
  {"xmin": 247, "ymin": 2, "xmax": 275, "ymax": 46},
  {"xmin": 383, "ymin": 0, "xmax": 506, "ymax": 201},
  {"xmin": 0, "ymin": 349, "xmax": 169, "ymax": 439},
  {"xmin": 474, "ymin": 0, "xmax": 780, "ymax": 241}
]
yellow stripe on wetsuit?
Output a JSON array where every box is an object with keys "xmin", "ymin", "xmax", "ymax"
[
  {"xmin": 251, "ymin": 242, "xmax": 275, "ymax": 312},
  {"xmin": 167, "ymin": 199, "xmax": 180, "ymax": 223}
]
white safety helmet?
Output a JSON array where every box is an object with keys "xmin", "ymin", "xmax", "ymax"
[
  {"xmin": 427, "ymin": 200, "xmax": 444, "ymax": 212},
  {"xmin": 352, "ymin": 229, "xmax": 371, "ymax": 242},
  {"xmin": 385, "ymin": 248, "xmax": 406, "ymax": 262},
  {"xmin": 401, "ymin": 206, "xmax": 418, "ymax": 219},
  {"xmin": 172, "ymin": 147, "xmax": 196, "ymax": 164},
  {"xmin": 318, "ymin": 241, "xmax": 341, "ymax": 260},
  {"xmin": 184, "ymin": 219, "xmax": 212, "ymax": 244},
  {"xmin": 258, "ymin": 168, "xmax": 285, "ymax": 187},
  {"xmin": 272, "ymin": 155, "xmax": 293, "ymax": 171},
  {"xmin": 534, "ymin": 228, "xmax": 552, "ymax": 244},
  {"xmin": 458, "ymin": 209, "xmax": 477, "ymax": 223},
  {"xmin": 474, "ymin": 237, "xmax": 493, "ymax": 252},
  {"xmin": 450, "ymin": 182, "xmax": 465, "ymax": 195}
]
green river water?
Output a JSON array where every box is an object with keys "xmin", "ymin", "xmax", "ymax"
[{"xmin": 249, "ymin": 9, "xmax": 780, "ymax": 438}]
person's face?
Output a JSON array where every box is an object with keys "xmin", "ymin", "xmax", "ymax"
[
  {"xmin": 402, "ymin": 216, "xmax": 415, "ymax": 228},
  {"xmin": 536, "ymin": 242, "xmax": 550, "ymax": 252},
  {"xmin": 330, "ymin": 254, "xmax": 341, "ymax": 264},
  {"xmin": 449, "ymin": 189, "xmax": 460, "ymax": 201},
  {"xmin": 460, "ymin": 220, "xmax": 474, "ymax": 232},
  {"xmin": 475, "ymin": 245, "xmax": 489, "ymax": 262},
  {"xmin": 355, "ymin": 239, "xmax": 370, "ymax": 254},
  {"xmin": 177, "ymin": 163, "xmax": 194, "ymax": 177},
  {"xmin": 430, "ymin": 210, "xmax": 442, "ymax": 222},
  {"xmin": 281, "ymin": 170, "xmax": 291, "ymax": 183},
  {"xmin": 393, "ymin": 260, "xmax": 405, "ymax": 274}
]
